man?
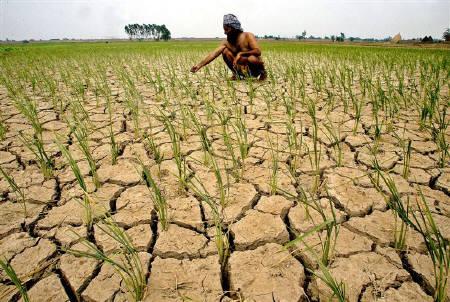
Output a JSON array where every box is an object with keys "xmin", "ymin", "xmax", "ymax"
[{"xmin": 190, "ymin": 14, "xmax": 267, "ymax": 81}]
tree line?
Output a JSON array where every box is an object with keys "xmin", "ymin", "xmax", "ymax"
[{"xmin": 124, "ymin": 24, "xmax": 171, "ymax": 41}]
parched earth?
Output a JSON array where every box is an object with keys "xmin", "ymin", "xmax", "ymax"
[{"xmin": 0, "ymin": 50, "xmax": 449, "ymax": 302}]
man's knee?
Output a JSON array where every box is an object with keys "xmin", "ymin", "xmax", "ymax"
[{"xmin": 247, "ymin": 55, "xmax": 261, "ymax": 65}]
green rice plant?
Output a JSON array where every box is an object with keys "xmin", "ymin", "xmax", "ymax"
[
  {"xmin": 268, "ymin": 134, "xmax": 279, "ymax": 195},
  {"xmin": 284, "ymin": 220, "xmax": 346, "ymax": 302},
  {"xmin": 0, "ymin": 166, "xmax": 27, "ymax": 217},
  {"xmin": 306, "ymin": 98, "xmax": 321, "ymax": 193},
  {"xmin": 322, "ymin": 118, "xmax": 343, "ymax": 167},
  {"xmin": 207, "ymin": 150, "xmax": 229, "ymax": 208},
  {"xmin": 159, "ymin": 110, "xmax": 189, "ymax": 187},
  {"xmin": 144, "ymin": 133, "xmax": 164, "ymax": 177},
  {"xmin": 186, "ymin": 175, "xmax": 229, "ymax": 266},
  {"xmin": 105, "ymin": 95, "xmax": 119, "ymax": 165},
  {"xmin": 65, "ymin": 216, "xmax": 146, "ymax": 302},
  {"xmin": 0, "ymin": 117, "xmax": 6, "ymax": 141},
  {"xmin": 187, "ymin": 108, "xmax": 211, "ymax": 162},
  {"xmin": 72, "ymin": 123, "xmax": 100, "ymax": 189},
  {"xmin": 55, "ymin": 137, "xmax": 93, "ymax": 228},
  {"xmin": 431, "ymin": 106, "xmax": 449, "ymax": 168},
  {"xmin": 139, "ymin": 160, "xmax": 168, "ymax": 231},
  {"xmin": 109, "ymin": 126, "xmax": 119, "ymax": 165},
  {"xmin": 285, "ymin": 119, "xmax": 300, "ymax": 174},
  {"xmin": 12, "ymin": 96, "xmax": 42, "ymax": 135},
  {"xmin": 0, "ymin": 258, "xmax": 30, "ymax": 302},
  {"xmin": 353, "ymin": 98, "xmax": 363, "ymax": 134},
  {"xmin": 19, "ymin": 131, "xmax": 54, "ymax": 179},
  {"xmin": 374, "ymin": 170, "xmax": 449, "ymax": 302},
  {"xmin": 231, "ymin": 115, "xmax": 251, "ymax": 178},
  {"xmin": 282, "ymin": 186, "xmax": 340, "ymax": 267},
  {"xmin": 403, "ymin": 139, "xmax": 412, "ymax": 179}
]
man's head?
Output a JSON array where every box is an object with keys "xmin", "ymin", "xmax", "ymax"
[{"xmin": 223, "ymin": 14, "xmax": 243, "ymax": 43}]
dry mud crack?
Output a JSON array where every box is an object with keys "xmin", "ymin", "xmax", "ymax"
[{"xmin": 0, "ymin": 43, "xmax": 449, "ymax": 301}]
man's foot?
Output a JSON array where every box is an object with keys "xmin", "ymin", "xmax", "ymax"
[{"xmin": 258, "ymin": 69, "xmax": 267, "ymax": 81}]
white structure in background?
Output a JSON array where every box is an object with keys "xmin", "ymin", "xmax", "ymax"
[{"xmin": 391, "ymin": 33, "xmax": 402, "ymax": 43}]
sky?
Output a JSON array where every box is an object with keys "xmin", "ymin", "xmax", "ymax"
[{"xmin": 0, "ymin": 0, "xmax": 449, "ymax": 41}]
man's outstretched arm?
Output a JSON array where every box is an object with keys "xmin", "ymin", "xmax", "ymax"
[{"xmin": 191, "ymin": 44, "xmax": 226, "ymax": 73}]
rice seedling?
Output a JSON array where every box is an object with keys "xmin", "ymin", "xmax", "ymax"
[
  {"xmin": 139, "ymin": 159, "xmax": 168, "ymax": 231},
  {"xmin": 55, "ymin": 136, "xmax": 93, "ymax": 228},
  {"xmin": 19, "ymin": 131, "xmax": 54, "ymax": 179},
  {"xmin": 105, "ymin": 95, "xmax": 119, "ymax": 165},
  {"xmin": 430, "ymin": 106, "xmax": 449, "ymax": 168},
  {"xmin": 230, "ymin": 114, "xmax": 251, "ymax": 178},
  {"xmin": 186, "ymin": 174, "xmax": 229, "ymax": 266},
  {"xmin": 322, "ymin": 118, "xmax": 343, "ymax": 167},
  {"xmin": 0, "ymin": 166, "xmax": 27, "ymax": 217},
  {"xmin": 267, "ymin": 134, "xmax": 279, "ymax": 195},
  {"xmin": 0, "ymin": 258, "xmax": 30, "ymax": 302},
  {"xmin": 306, "ymin": 97, "xmax": 322, "ymax": 193},
  {"xmin": 71, "ymin": 123, "xmax": 100, "ymax": 189},
  {"xmin": 65, "ymin": 216, "xmax": 146, "ymax": 302},
  {"xmin": 285, "ymin": 119, "xmax": 301, "ymax": 174},
  {"xmin": 144, "ymin": 133, "xmax": 164, "ymax": 177},
  {"xmin": 159, "ymin": 110, "xmax": 190, "ymax": 187},
  {"xmin": 284, "ymin": 219, "xmax": 345, "ymax": 302},
  {"xmin": 373, "ymin": 170, "xmax": 449, "ymax": 301},
  {"xmin": 0, "ymin": 117, "xmax": 7, "ymax": 141}
]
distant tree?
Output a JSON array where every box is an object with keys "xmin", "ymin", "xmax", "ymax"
[
  {"xmin": 124, "ymin": 23, "xmax": 171, "ymax": 41},
  {"xmin": 335, "ymin": 32, "xmax": 345, "ymax": 42},
  {"xmin": 349, "ymin": 37, "xmax": 355, "ymax": 42},
  {"xmin": 324, "ymin": 36, "xmax": 330, "ymax": 40},
  {"xmin": 160, "ymin": 24, "xmax": 171, "ymax": 41},
  {"xmin": 422, "ymin": 36, "xmax": 433, "ymax": 43},
  {"xmin": 331, "ymin": 35, "xmax": 336, "ymax": 42},
  {"xmin": 443, "ymin": 28, "xmax": 450, "ymax": 41}
]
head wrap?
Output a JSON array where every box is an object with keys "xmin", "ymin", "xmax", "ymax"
[{"xmin": 223, "ymin": 14, "xmax": 243, "ymax": 31}]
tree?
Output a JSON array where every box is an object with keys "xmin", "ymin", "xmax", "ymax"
[
  {"xmin": 124, "ymin": 23, "xmax": 171, "ymax": 41},
  {"xmin": 160, "ymin": 24, "xmax": 171, "ymax": 41},
  {"xmin": 331, "ymin": 35, "xmax": 336, "ymax": 42},
  {"xmin": 443, "ymin": 28, "xmax": 450, "ymax": 41}
]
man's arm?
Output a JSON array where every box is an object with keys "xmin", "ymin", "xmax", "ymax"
[{"xmin": 191, "ymin": 44, "xmax": 226, "ymax": 73}]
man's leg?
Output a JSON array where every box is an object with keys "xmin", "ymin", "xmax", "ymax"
[
  {"xmin": 222, "ymin": 48, "xmax": 239, "ymax": 79},
  {"xmin": 237, "ymin": 55, "xmax": 267, "ymax": 80}
]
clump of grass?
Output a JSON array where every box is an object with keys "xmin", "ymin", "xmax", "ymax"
[
  {"xmin": 0, "ymin": 258, "xmax": 29, "ymax": 302},
  {"xmin": 66, "ymin": 216, "xmax": 146, "ymax": 302},
  {"xmin": 0, "ymin": 166, "xmax": 27, "ymax": 217}
]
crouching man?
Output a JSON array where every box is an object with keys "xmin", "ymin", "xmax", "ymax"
[{"xmin": 191, "ymin": 14, "xmax": 267, "ymax": 81}]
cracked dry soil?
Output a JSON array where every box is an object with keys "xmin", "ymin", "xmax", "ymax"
[{"xmin": 0, "ymin": 43, "xmax": 449, "ymax": 302}]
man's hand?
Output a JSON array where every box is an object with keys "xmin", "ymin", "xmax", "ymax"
[
  {"xmin": 233, "ymin": 53, "xmax": 242, "ymax": 67},
  {"xmin": 191, "ymin": 65, "xmax": 200, "ymax": 73}
]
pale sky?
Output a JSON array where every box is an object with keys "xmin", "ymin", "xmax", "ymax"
[{"xmin": 0, "ymin": 0, "xmax": 449, "ymax": 41}]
